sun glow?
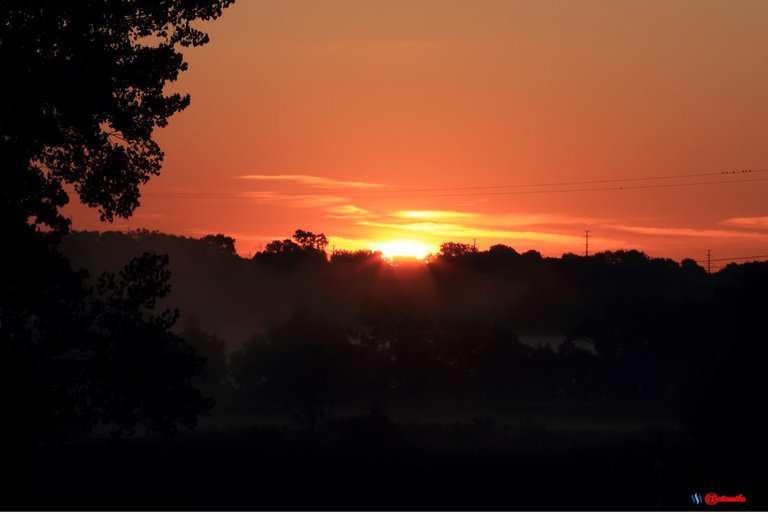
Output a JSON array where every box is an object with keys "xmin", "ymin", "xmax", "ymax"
[{"xmin": 372, "ymin": 240, "xmax": 433, "ymax": 260}]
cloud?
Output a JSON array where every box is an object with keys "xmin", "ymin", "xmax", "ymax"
[
  {"xmin": 390, "ymin": 211, "xmax": 604, "ymax": 229},
  {"xmin": 325, "ymin": 204, "xmax": 376, "ymax": 219},
  {"xmin": 479, "ymin": 213, "xmax": 606, "ymax": 228},
  {"xmin": 326, "ymin": 235, "xmax": 380, "ymax": 253},
  {"xmin": 358, "ymin": 220, "xmax": 585, "ymax": 245},
  {"xmin": 720, "ymin": 216, "xmax": 768, "ymax": 230},
  {"xmin": 133, "ymin": 212, "xmax": 164, "ymax": 219},
  {"xmin": 238, "ymin": 174, "xmax": 387, "ymax": 189},
  {"xmin": 393, "ymin": 210, "xmax": 479, "ymax": 220},
  {"xmin": 610, "ymin": 224, "xmax": 768, "ymax": 240}
]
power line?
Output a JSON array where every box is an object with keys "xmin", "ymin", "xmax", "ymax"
[
  {"xmin": 144, "ymin": 173, "xmax": 768, "ymax": 200},
  {"xmin": 695, "ymin": 253, "xmax": 768, "ymax": 263},
  {"xmin": 374, "ymin": 167, "xmax": 766, "ymax": 194},
  {"xmin": 244, "ymin": 167, "xmax": 768, "ymax": 196},
  {"xmin": 346, "ymin": 176, "xmax": 768, "ymax": 199}
]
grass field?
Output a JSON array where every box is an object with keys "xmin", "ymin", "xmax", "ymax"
[{"xmin": 4, "ymin": 406, "xmax": 757, "ymax": 510}]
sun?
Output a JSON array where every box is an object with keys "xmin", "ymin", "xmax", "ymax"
[{"xmin": 373, "ymin": 240, "xmax": 433, "ymax": 260}]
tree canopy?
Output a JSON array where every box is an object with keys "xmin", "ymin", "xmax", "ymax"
[
  {"xmin": 1, "ymin": 0, "xmax": 233, "ymax": 232},
  {"xmin": 439, "ymin": 242, "xmax": 475, "ymax": 258},
  {"xmin": 292, "ymin": 229, "xmax": 329, "ymax": 252},
  {"xmin": 254, "ymin": 229, "xmax": 330, "ymax": 267},
  {"xmin": 1, "ymin": 0, "xmax": 234, "ymax": 443}
]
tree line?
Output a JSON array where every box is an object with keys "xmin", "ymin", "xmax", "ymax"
[
  {"xmin": 62, "ymin": 228, "xmax": 767, "ymax": 444},
  {"xmin": 1, "ymin": 0, "xmax": 234, "ymax": 447}
]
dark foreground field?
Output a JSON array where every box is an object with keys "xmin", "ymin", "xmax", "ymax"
[{"xmin": 4, "ymin": 410, "xmax": 758, "ymax": 511}]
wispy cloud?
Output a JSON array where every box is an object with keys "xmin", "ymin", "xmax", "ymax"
[
  {"xmin": 358, "ymin": 220, "xmax": 586, "ymax": 245},
  {"xmin": 610, "ymin": 224, "xmax": 768, "ymax": 240},
  {"xmin": 393, "ymin": 210, "xmax": 479, "ymax": 220},
  {"xmin": 391, "ymin": 210, "xmax": 604, "ymax": 228},
  {"xmin": 474, "ymin": 213, "xmax": 606, "ymax": 228},
  {"xmin": 720, "ymin": 216, "xmax": 768, "ymax": 230},
  {"xmin": 325, "ymin": 204, "xmax": 376, "ymax": 219},
  {"xmin": 133, "ymin": 212, "xmax": 164, "ymax": 220},
  {"xmin": 326, "ymin": 235, "xmax": 380, "ymax": 252},
  {"xmin": 238, "ymin": 174, "xmax": 387, "ymax": 189}
]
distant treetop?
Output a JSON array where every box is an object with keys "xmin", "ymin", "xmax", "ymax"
[
  {"xmin": 202, "ymin": 234, "xmax": 237, "ymax": 256},
  {"xmin": 292, "ymin": 230, "xmax": 329, "ymax": 252}
]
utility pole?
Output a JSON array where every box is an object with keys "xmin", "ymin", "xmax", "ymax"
[
  {"xmin": 473, "ymin": 238, "xmax": 477, "ymax": 252},
  {"xmin": 585, "ymin": 230, "xmax": 590, "ymax": 257},
  {"xmin": 707, "ymin": 249, "xmax": 711, "ymax": 274}
]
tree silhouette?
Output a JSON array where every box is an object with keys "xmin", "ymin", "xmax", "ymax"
[
  {"xmin": 231, "ymin": 311, "xmax": 376, "ymax": 428},
  {"xmin": 439, "ymin": 242, "xmax": 474, "ymax": 258},
  {"xmin": 254, "ymin": 229, "xmax": 330, "ymax": 268},
  {"xmin": 181, "ymin": 320, "xmax": 229, "ymax": 394},
  {"xmin": 202, "ymin": 233, "xmax": 237, "ymax": 256},
  {"xmin": 0, "ymin": 0, "xmax": 233, "ymax": 443},
  {"xmin": 265, "ymin": 238, "xmax": 304, "ymax": 255},
  {"xmin": 292, "ymin": 229, "xmax": 329, "ymax": 253},
  {"xmin": 1, "ymin": 0, "xmax": 234, "ymax": 231},
  {"xmin": 88, "ymin": 253, "xmax": 213, "ymax": 436},
  {"xmin": 1, "ymin": 253, "xmax": 212, "ymax": 441},
  {"xmin": 330, "ymin": 249, "xmax": 385, "ymax": 266}
]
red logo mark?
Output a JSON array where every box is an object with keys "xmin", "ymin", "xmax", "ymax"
[{"xmin": 704, "ymin": 493, "xmax": 747, "ymax": 505}]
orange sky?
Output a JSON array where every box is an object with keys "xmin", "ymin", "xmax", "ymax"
[{"xmin": 65, "ymin": 0, "xmax": 768, "ymax": 267}]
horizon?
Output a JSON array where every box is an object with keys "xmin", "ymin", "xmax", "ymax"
[{"xmin": 66, "ymin": 226, "xmax": 765, "ymax": 272}]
